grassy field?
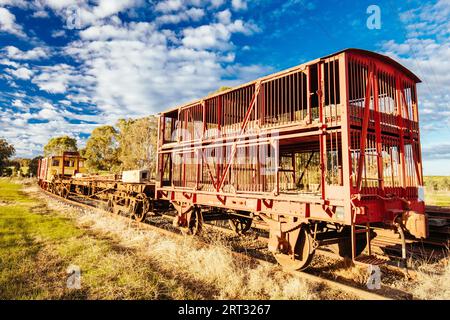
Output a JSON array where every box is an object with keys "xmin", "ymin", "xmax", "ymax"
[
  {"xmin": 0, "ymin": 178, "xmax": 199, "ymax": 299},
  {"xmin": 0, "ymin": 178, "xmax": 448, "ymax": 300},
  {"xmin": 0, "ymin": 178, "xmax": 332, "ymax": 300},
  {"xmin": 424, "ymin": 176, "xmax": 450, "ymax": 206}
]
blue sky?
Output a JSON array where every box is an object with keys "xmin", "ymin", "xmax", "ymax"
[{"xmin": 0, "ymin": 0, "xmax": 449, "ymax": 175}]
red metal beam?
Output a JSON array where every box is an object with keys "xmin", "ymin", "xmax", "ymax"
[
  {"xmin": 356, "ymin": 64, "xmax": 374, "ymax": 192},
  {"xmin": 216, "ymin": 82, "xmax": 261, "ymax": 192}
]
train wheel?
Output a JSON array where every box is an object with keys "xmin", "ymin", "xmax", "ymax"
[
  {"xmin": 228, "ymin": 215, "xmax": 252, "ymax": 235},
  {"xmin": 274, "ymin": 226, "xmax": 315, "ymax": 271},
  {"xmin": 131, "ymin": 193, "xmax": 149, "ymax": 222}
]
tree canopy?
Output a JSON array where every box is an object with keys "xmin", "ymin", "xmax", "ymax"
[
  {"xmin": 0, "ymin": 138, "xmax": 15, "ymax": 168},
  {"xmin": 116, "ymin": 116, "xmax": 158, "ymax": 175},
  {"xmin": 81, "ymin": 125, "xmax": 120, "ymax": 172},
  {"xmin": 209, "ymin": 86, "xmax": 232, "ymax": 95},
  {"xmin": 29, "ymin": 156, "xmax": 43, "ymax": 177},
  {"xmin": 43, "ymin": 136, "xmax": 78, "ymax": 157}
]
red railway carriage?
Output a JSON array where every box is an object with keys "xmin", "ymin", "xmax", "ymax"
[{"xmin": 156, "ymin": 48, "xmax": 427, "ymax": 270}]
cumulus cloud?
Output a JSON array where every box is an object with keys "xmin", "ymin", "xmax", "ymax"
[
  {"xmin": 0, "ymin": 0, "xmax": 268, "ymax": 158},
  {"xmin": 30, "ymin": 0, "xmax": 143, "ymax": 29},
  {"xmin": 381, "ymin": 0, "xmax": 450, "ymax": 133},
  {"xmin": 182, "ymin": 19, "xmax": 259, "ymax": 49},
  {"xmin": 231, "ymin": 0, "xmax": 247, "ymax": 11},
  {"xmin": 156, "ymin": 7, "xmax": 205, "ymax": 25},
  {"xmin": 0, "ymin": 7, "xmax": 26, "ymax": 37},
  {"xmin": 30, "ymin": 63, "xmax": 94, "ymax": 94},
  {"xmin": 5, "ymin": 66, "xmax": 33, "ymax": 79},
  {"xmin": 2, "ymin": 45, "xmax": 50, "ymax": 60}
]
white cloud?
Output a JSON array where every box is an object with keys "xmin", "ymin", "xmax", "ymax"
[
  {"xmin": 31, "ymin": 63, "xmax": 91, "ymax": 94},
  {"xmin": 0, "ymin": 7, "xmax": 26, "ymax": 37},
  {"xmin": 51, "ymin": 29, "xmax": 66, "ymax": 37},
  {"xmin": 231, "ymin": 0, "xmax": 247, "ymax": 11},
  {"xmin": 0, "ymin": 58, "xmax": 20, "ymax": 68},
  {"xmin": 155, "ymin": 0, "xmax": 184, "ymax": 13},
  {"xmin": 182, "ymin": 19, "xmax": 259, "ymax": 49},
  {"xmin": 6, "ymin": 66, "xmax": 33, "ymax": 79},
  {"xmin": 380, "ymin": 0, "xmax": 450, "ymax": 173},
  {"xmin": 34, "ymin": 0, "xmax": 143, "ymax": 29},
  {"xmin": 2, "ymin": 45, "xmax": 50, "ymax": 60},
  {"xmin": 216, "ymin": 9, "xmax": 231, "ymax": 24},
  {"xmin": 0, "ymin": 0, "xmax": 28, "ymax": 7},
  {"xmin": 0, "ymin": 0, "xmax": 267, "ymax": 158},
  {"xmin": 63, "ymin": 17, "xmax": 265, "ymax": 124},
  {"xmin": 32, "ymin": 10, "xmax": 49, "ymax": 18},
  {"xmin": 381, "ymin": 2, "xmax": 450, "ymax": 134}
]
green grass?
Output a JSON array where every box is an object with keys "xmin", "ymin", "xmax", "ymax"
[
  {"xmin": 425, "ymin": 191, "xmax": 450, "ymax": 207},
  {"xmin": 424, "ymin": 176, "xmax": 450, "ymax": 207},
  {"xmin": 0, "ymin": 178, "xmax": 198, "ymax": 299}
]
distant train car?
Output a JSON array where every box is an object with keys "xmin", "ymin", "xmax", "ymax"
[{"xmin": 38, "ymin": 152, "xmax": 86, "ymax": 190}]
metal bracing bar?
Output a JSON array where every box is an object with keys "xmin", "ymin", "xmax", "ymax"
[
  {"xmin": 216, "ymin": 81, "xmax": 261, "ymax": 192},
  {"xmin": 297, "ymin": 151, "xmax": 315, "ymax": 185},
  {"xmin": 356, "ymin": 64, "xmax": 374, "ymax": 192},
  {"xmin": 373, "ymin": 68, "xmax": 385, "ymax": 192}
]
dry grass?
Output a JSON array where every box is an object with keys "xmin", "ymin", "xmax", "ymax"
[
  {"xmin": 406, "ymin": 259, "xmax": 450, "ymax": 299},
  {"xmin": 18, "ymin": 181, "xmax": 354, "ymax": 300},
  {"xmin": 8, "ymin": 179, "xmax": 450, "ymax": 300},
  {"xmin": 38, "ymin": 190, "xmax": 320, "ymax": 299},
  {"xmin": 0, "ymin": 178, "xmax": 199, "ymax": 299}
]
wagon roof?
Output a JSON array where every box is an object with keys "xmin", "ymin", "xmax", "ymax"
[
  {"xmin": 160, "ymin": 48, "xmax": 421, "ymax": 115},
  {"xmin": 328, "ymin": 48, "xmax": 421, "ymax": 83}
]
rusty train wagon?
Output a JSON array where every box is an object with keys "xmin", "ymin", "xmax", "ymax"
[
  {"xmin": 156, "ymin": 48, "xmax": 427, "ymax": 270},
  {"xmin": 37, "ymin": 151, "xmax": 87, "ymax": 192},
  {"xmin": 38, "ymin": 154, "xmax": 156, "ymax": 221}
]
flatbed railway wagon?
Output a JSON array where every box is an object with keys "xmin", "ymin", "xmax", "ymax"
[
  {"xmin": 37, "ymin": 151, "xmax": 87, "ymax": 193},
  {"xmin": 156, "ymin": 48, "xmax": 428, "ymax": 270},
  {"xmin": 38, "ymin": 153, "xmax": 156, "ymax": 221}
]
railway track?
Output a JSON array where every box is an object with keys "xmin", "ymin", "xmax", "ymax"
[{"xmin": 39, "ymin": 188, "xmax": 416, "ymax": 300}]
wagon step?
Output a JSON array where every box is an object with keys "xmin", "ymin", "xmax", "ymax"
[{"xmin": 353, "ymin": 254, "xmax": 388, "ymax": 266}]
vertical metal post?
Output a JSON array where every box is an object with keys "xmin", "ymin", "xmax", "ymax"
[
  {"xmin": 340, "ymin": 53, "xmax": 353, "ymax": 225},
  {"xmin": 37, "ymin": 159, "xmax": 41, "ymax": 180},
  {"xmin": 62, "ymin": 152, "xmax": 65, "ymax": 177},
  {"xmin": 318, "ymin": 62, "xmax": 327, "ymax": 202},
  {"xmin": 396, "ymin": 76, "xmax": 407, "ymax": 196}
]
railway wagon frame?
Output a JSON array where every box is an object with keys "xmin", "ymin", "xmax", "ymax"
[{"xmin": 156, "ymin": 48, "xmax": 427, "ymax": 270}]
